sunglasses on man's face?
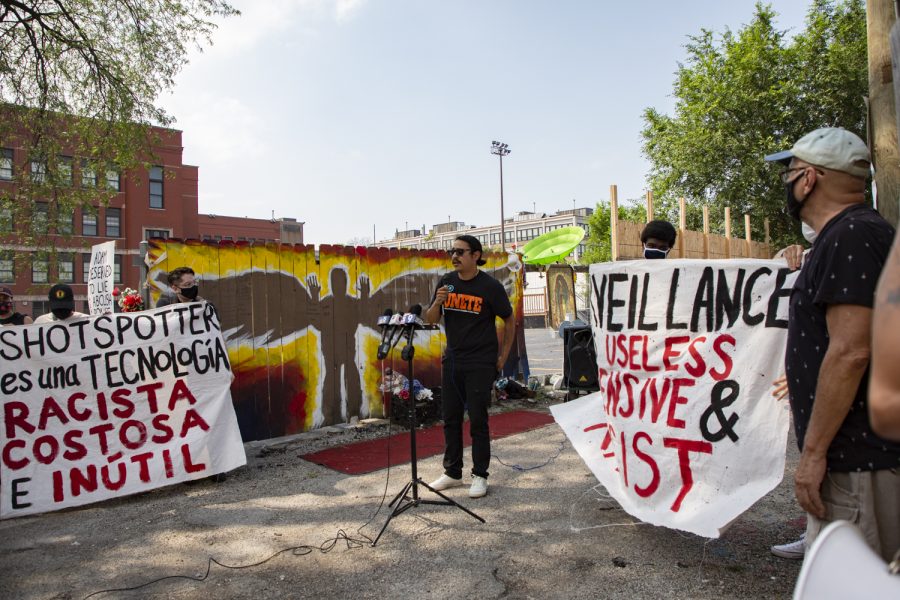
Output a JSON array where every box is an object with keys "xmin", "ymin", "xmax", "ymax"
[{"xmin": 447, "ymin": 248, "xmax": 472, "ymax": 257}]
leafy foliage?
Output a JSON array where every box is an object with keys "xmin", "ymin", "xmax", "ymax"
[
  {"xmin": 0, "ymin": 0, "xmax": 237, "ymax": 252},
  {"xmin": 640, "ymin": 0, "xmax": 867, "ymax": 250},
  {"xmin": 581, "ymin": 200, "xmax": 646, "ymax": 264}
]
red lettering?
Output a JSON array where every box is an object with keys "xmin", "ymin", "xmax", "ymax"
[
  {"xmin": 4, "ymin": 401, "xmax": 34, "ymax": 438},
  {"xmin": 179, "ymin": 409, "xmax": 210, "ymax": 438},
  {"xmin": 620, "ymin": 431, "xmax": 629, "ymax": 486},
  {"xmin": 605, "ymin": 335, "xmax": 616, "ymax": 366},
  {"xmin": 38, "ymin": 396, "xmax": 69, "ymax": 430},
  {"xmin": 663, "ymin": 336, "xmax": 689, "ymax": 371},
  {"xmin": 110, "ymin": 388, "xmax": 135, "ymax": 419},
  {"xmin": 648, "ymin": 378, "xmax": 671, "ymax": 423},
  {"xmin": 136, "ymin": 381, "xmax": 165, "ymax": 413},
  {"xmin": 628, "ymin": 336, "xmax": 641, "ymax": 370},
  {"xmin": 663, "ymin": 437, "xmax": 713, "ymax": 512},
  {"xmin": 666, "ymin": 378, "xmax": 694, "ymax": 429},
  {"xmin": 33, "ymin": 435, "xmax": 59, "ymax": 464},
  {"xmin": 684, "ymin": 336, "xmax": 707, "ymax": 378},
  {"xmin": 632, "ymin": 432, "xmax": 660, "ymax": 498},
  {"xmin": 71, "ymin": 464, "xmax": 98, "ymax": 497},
  {"xmin": 168, "ymin": 379, "xmax": 197, "ymax": 410},
  {"xmin": 130, "ymin": 452, "xmax": 154, "ymax": 482},
  {"xmin": 151, "ymin": 414, "xmax": 174, "ymax": 444},
  {"xmin": 101, "ymin": 462, "xmax": 127, "ymax": 490},
  {"xmin": 2, "ymin": 439, "xmax": 28, "ymax": 469},
  {"xmin": 182, "ymin": 443, "xmax": 207, "ymax": 473},
  {"xmin": 616, "ymin": 335, "xmax": 628, "ymax": 368},
  {"xmin": 62, "ymin": 430, "xmax": 87, "ymax": 461},
  {"xmin": 619, "ymin": 374, "xmax": 638, "ymax": 418},
  {"xmin": 711, "ymin": 334, "xmax": 736, "ymax": 381},
  {"xmin": 641, "ymin": 335, "xmax": 660, "ymax": 372},
  {"xmin": 95, "ymin": 391, "xmax": 109, "ymax": 420},
  {"xmin": 67, "ymin": 392, "xmax": 91, "ymax": 421},
  {"xmin": 162, "ymin": 448, "xmax": 175, "ymax": 478},
  {"xmin": 119, "ymin": 420, "xmax": 148, "ymax": 450},
  {"xmin": 88, "ymin": 423, "xmax": 115, "ymax": 455},
  {"xmin": 53, "ymin": 470, "xmax": 64, "ymax": 502}
]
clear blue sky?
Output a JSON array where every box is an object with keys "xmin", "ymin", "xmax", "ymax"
[{"xmin": 163, "ymin": 0, "xmax": 811, "ymax": 246}]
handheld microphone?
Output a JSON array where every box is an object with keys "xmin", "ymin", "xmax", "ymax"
[
  {"xmin": 440, "ymin": 274, "xmax": 454, "ymax": 293},
  {"xmin": 382, "ymin": 312, "xmax": 407, "ymax": 355},
  {"xmin": 376, "ymin": 309, "xmax": 394, "ymax": 360},
  {"xmin": 400, "ymin": 305, "xmax": 423, "ymax": 361}
]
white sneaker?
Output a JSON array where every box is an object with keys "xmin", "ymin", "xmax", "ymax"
[
  {"xmin": 429, "ymin": 474, "xmax": 463, "ymax": 491},
  {"xmin": 469, "ymin": 475, "xmax": 488, "ymax": 498},
  {"xmin": 771, "ymin": 533, "xmax": 806, "ymax": 559}
]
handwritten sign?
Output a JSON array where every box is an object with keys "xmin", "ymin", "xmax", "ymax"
[
  {"xmin": 0, "ymin": 302, "xmax": 246, "ymax": 518},
  {"xmin": 87, "ymin": 241, "xmax": 116, "ymax": 316},
  {"xmin": 551, "ymin": 259, "xmax": 796, "ymax": 537}
]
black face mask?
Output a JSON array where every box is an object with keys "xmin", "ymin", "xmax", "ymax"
[
  {"xmin": 180, "ymin": 285, "xmax": 199, "ymax": 300},
  {"xmin": 785, "ymin": 179, "xmax": 809, "ymax": 221},
  {"xmin": 52, "ymin": 308, "xmax": 73, "ymax": 320},
  {"xmin": 0, "ymin": 301, "xmax": 11, "ymax": 314}
]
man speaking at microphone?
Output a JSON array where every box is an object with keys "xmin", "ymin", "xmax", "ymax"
[{"xmin": 425, "ymin": 235, "xmax": 515, "ymax": 498}]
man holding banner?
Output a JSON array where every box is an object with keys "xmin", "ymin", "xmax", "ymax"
[
  {"xmin": 766, "ymin": 127, "xmax": 900, "ymax": 562},
  {"xmin": 33, "ymin": 284, "xmax": 88, "ymax": 324}
]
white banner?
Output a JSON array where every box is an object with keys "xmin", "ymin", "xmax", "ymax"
[
  {"xmin": 87, "ymin": 240, "xmax": 116, "ymax": 316},
  {"xmin": 552, "ymin": 259, "xmax": 797, "ymax": 538},
  {"xmin": 0, "ymin": 302, "xmax": 246, "ymax": 518}
]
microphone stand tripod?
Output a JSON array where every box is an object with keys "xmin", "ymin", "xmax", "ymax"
[{"xmin": 372, "ymin": 323, "xmax": 485, "ymax": 546}]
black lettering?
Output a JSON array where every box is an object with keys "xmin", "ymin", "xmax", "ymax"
[
  {"xmin": 690, "ymin": 267, "xmax": 714, "ymax": 332},
  {"xmin": 637, "ymin": 273, "xmax": 658, "ymax": 331},
  {"xmin": 606, "ymin": 273, "xmax": 628, "ymax": 332},
  {"xmin": 11, "ymin": 478, "xmax": 31, "ymax": 509},
  {"xmin": 715, "ymin": 268, "xmax": 745, "ymax": 330},
  {"xmin": 742, "ymin": 267, "xmax": 771, "ymax": 326},
  {"xmin": 666, "ymin": 269, "xmax": 688, "ymax": 330},
  {"xmin": 765, "ymin": 267, "xmax": 792, "ymax": 329}
]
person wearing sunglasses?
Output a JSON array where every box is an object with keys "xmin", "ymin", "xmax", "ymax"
[{"xmin": 425, "ymin": 235, "xmax": 515, "ymax": 499}]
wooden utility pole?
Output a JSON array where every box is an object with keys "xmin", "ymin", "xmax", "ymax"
[{"xmin": 869, "ymin": 0, "xmax": 900, "ymax": 225}]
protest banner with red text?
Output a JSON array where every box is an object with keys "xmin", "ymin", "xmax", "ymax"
[
  {"xmin": 0, "ymin": 302, "xmax": 246, "ymax": 518},
  {"xmin": 551, "ymin": 259, "xmax": 797, "ymax": 537}
]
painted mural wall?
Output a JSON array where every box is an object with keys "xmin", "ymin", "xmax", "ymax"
[{"xmin": 145, "ymin": 241, "xmax": 528, "ymax": 442}]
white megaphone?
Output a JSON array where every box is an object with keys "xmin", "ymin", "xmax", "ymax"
[{"xmin": 506, "ymin": 252, "xmax": 523, "ymax": 272}]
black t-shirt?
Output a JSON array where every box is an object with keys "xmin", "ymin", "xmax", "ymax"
[
  {"xmin": 436, "ymin": 271, "xmax": 512, "ymax": 368},
  {"xmin": 0, "ymin": 312, "xmax": 27, "ymax": 325},
  {"xmin": 786, "ymin": 203, "xmax": 900, "ymax": 471}
]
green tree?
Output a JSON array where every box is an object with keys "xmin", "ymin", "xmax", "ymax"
[
  {"xmin": 640, "ymin": 0, "xmax": 867, "ymax": 250},
  {"xmin": 0, "ymin": 0, "xmax": 237, "ymax": 250},
  {"xmin": 581, "ymin": 200, "xmax": 646, "ymax": 264}
]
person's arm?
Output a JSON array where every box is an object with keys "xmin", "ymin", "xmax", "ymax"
[
  {"xmin": 869, "ymin": 238, "xmax": 900, "ymax": 441},
  {"xmin": 22, "ymin": 315, "xmax": 33, "ymax": 324},
  {"xmin": 794, "ymin": 303, "xmax": 872, "ymax": 518},
  {"xmin": 425, "ymin": 286, "xmax": 447, "ymax": 324},
  {"xmin": 496, "ymin": 313, "xmax": 515, "ymax": 372}
]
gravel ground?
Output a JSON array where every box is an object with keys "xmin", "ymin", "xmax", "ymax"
[{"xmin": 0, "ymin": 385, "xmax": 806, "ymax": 600}]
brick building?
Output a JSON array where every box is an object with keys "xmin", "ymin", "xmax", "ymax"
[{"xmin": 0, "ymin": 121, "xmax": 302, "ymax": 319}]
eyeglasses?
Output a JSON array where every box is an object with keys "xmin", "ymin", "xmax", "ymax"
[
  {"xmin": 780, "ymin": 167, "xmax": 808, "ymax": 184},
  {"xmin": 447, "ymin": 248, "xmax": 472, "ymax": 257}
]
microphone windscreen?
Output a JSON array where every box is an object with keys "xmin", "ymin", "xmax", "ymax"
[
  {"xmin": 440, "ymin": 274, "xmax": 454, "ymax": 293},
  {"xmin": 410, "ymin": 304, "xmax": 422, "ymax": 316}
]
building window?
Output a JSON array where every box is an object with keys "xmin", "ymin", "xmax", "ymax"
[
  {"xmin": 30, "ymin": 160, "xmax": 47, "ymax": 183},
  {"xmin": 114, "ymin": 254, "xmax": 122, "ymax": 283},
  {"xmin": 106, "ymin": 207, "xmax": 121, "ymax": 237},
  {"xmin": 0, "ymin": 206, "xmax": 12, "ymax": 233},
  {"xmin": 106, "ymin": 168, "xmax": 120, "ymax": 192},
  {"xmin": 0, "ymin": 253, "xmax": 13, "ymax": 283},
  {"xmin": 0, "ymin": 148, "xmax": 12, "ymax": 180},
  {"xmin": 32, "ymin": 256, "xmax": 49, "ymax": 283},
  {"xmin": 145, "ymin": 228, "xmax": 170, "ymax": 240},
  {"xmin": 57, "ymin": 206, "xmax": 74, "ymax": 235},
  {"xmin": 58, "ymin": 253, "xmax": 74, "ymax": 283},
  {"xmin": 82, "ymin": 253, "xmax": 90, "ymax": 283},
  {"xmin": 57, "ymin": 155, "xmax": 73, "ymax": 185},
  {"xmin": 149, "ymin": 166, "xmax": 163, "ymax": 208},
  {"xmin": 81, "ymin": 160, "xmax": 97, "ymax": 187},
  {"xmin": 31, "ymin": 300, "xmax": 48, "ymax": 320},
  {"xmin": 34, "ymin": 202, "xmax": 49, "ymax": 234},
  {"xmin": 83, "ymin": 210, "xmax": 98, "ymax": 236}
]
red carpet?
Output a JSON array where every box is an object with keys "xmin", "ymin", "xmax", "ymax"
[{"xmin": 300, "ymin": 410, "xmax": 555, "ymax": 475}]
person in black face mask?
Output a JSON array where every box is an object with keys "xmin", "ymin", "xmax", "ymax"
[
  {"xmin": 34, "ymin": 283, "xmax": 89, "ymax": 324},
  {"xmin": 156, "ymin": 266, "xmax": 203, "ymax": 307},
  {"xmin": 764, "ymin": 127, "xmax": 900, "ymax": 563},
  {"xmin": 0, "ymin": 287, "xmax": 33, "ymax": 325},
  {"xmin": 639, "ymin": 220, "xmax": 677, "ymax": 259}
]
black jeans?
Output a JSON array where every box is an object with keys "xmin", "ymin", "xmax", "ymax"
[{"xmin": 441, "ymin": 364, "xmax": 495, "ymax": 479}]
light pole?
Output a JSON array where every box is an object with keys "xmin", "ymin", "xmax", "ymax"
[{"xmin": 491, "ymin": 141, "xmax": 510, "ymax": 252}]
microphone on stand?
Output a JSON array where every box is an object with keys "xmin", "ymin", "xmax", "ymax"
[
  {"xmin": 400, "ymin": 304, "xmax": 422, "ymax": 361},
  {"xmin": 376, "ymin": 308, "xmax": 395, "ymax": 360},
  {"xmin": 440, "ymin": 274, "xmax": 455, "ymax": 293}
]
